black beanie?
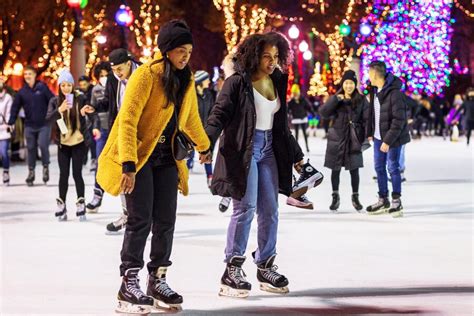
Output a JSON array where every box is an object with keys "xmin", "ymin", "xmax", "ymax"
[
  {"xmin": 109, "ymin": 48, "xmax": 133, "ymax": 66},
  {"xmin": 341, "ymin": 70, "xmax": 358, "ymax": 86},
  {"xmin": 158, "ymin": 20, "xmax": 194, "ymax": 53}
]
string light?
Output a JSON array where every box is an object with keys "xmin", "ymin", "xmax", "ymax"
[
  {"xmin": 453, "ymin": 0, "xmax": 474, "ymax": 18},
  {"xmin": 130, "ymin": 0, "xmax": 161, "ymax": 63},
  {"xmin": 308, "ymin": 61, "xmax": 328, "ymax": 96}
]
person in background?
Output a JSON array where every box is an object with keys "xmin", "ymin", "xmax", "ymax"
[
  {"xmin": 456, "ymin": 88, "xmax": 474, "ymax": 145},
  {"xmin": 288, "ymin": 84, "xmax": 313, "ymax": 153},
  {"xmin": 366, "ymin": 61, "xmax": 410, "ymax": 218},
  {"xmin": 46, "ymin": 69, "xmax": 92, "ymax": 222},
  {"xmin": 8, "ymin": 65, "xmax": 54, "ymax": 186},
  {"xmin": 84, "ymin": 61, "xmax": 112, "ymax": 214},
  {"xmin": 187, "ymin": 70, "xmax": 215, "ymax": 188},
  {"xmin": 77, "ymin": 75, "xmax": 97, "ymax": 172},
  {"xmin": 0, "ymin": 77, "xmax": 13, "ymax": 185}
]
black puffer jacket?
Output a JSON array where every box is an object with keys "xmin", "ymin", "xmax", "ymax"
[
  {"xmin": 205, "ymin": 68, "xmax": 304, "ymax": 199},
  {"xmin": 367, "ymin": 73, "xmax": 410, "ymax": 147},
  {"xmin": 320, "ymin": 92, "xmax": 368, "ymax": 170},
  {"xmin": 46, "ymin": 93, "xmax": 93, "ymax": 147},
  {"xmin": 197, "ymin": 88, "xmax": 215, "ymax": 124}
]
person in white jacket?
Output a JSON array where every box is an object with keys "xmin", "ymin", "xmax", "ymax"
[{"xmin": 0, "ymin": 77, "xmax": 13, "ymax": 185}]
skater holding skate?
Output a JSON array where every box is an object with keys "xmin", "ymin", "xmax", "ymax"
[
  {"xmin": 204, "ymin": 32, "xmax": 313, "ymax": 298},
  {"xmin": 46, "ymin": 69, "xmax": 92, "ymax": 221},
  {"xmin": 319, "ymin": 70, "xmax": 368, "ymax": 212},
  {"xmin": 97, "ymin": 20, "xmax": 210, "ymax": 313},
  {"xmin": 366, "ymin": 61, "xmax": 410, "ymax": 218}
]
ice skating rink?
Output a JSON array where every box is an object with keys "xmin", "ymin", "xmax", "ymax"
[{"xmin": 1, "ymin": 136, "xmax": 473, "ymax": 315}]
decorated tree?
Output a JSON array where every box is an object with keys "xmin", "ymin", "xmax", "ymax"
[{"xmin": 308, "ymin": 61, "xmax": 328, "ymax": 96}]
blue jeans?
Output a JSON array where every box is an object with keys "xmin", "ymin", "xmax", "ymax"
[
  {"xmin": 94, "ymin": 128, "xmax": 109, "ymax": 191},
  {"xmin": 24, "ymin": 125, "xmax": 51, "ymax": 170},
  {"xmin": 0, "ymin": 139, "xmax": 10, "ymax": 170},
  {"xmin": 374, "ymin": 138, "xmax": 402, "ymax": 198},
  {"xmin": 225, "ymin": 130, "xmax": 279, "ymax": 264},
  {"xmin": 399, "ymin": 144, "xmax": 406, "ymax": 173}
]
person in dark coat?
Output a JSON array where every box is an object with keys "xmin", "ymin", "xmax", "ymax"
[
  {"xmin": 288, "ymin": 84, "xmax": 313, "ymax": 152},
  {"xmin": 203, "ymin": 32, "xmax": 305, "ymax": 297},
  {"xmin": 455, "ymin": 87, "xmax": 474, "ymax": 145},
  {"xmin": 366, "ymin": 61, "xmax": 410, "ymax": 218},
  {"xmin": 319, "ymin": 70, "xmax": 368, "ymax": 212}
]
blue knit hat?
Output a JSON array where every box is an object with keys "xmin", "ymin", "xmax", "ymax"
[
  {"xmin": 194, "ymin": 70, "xmax": 210, "ymax": 84},
  {"xmin": 58, "ymin": 69, "xmax": 74, "ymax": 85}
]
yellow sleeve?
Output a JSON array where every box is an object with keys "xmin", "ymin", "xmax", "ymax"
[
  {"xmin": 183, "ymin": 86, "xmax": 211, "ymax": 153},
  {"xmin": 118, "ymin": 65, "xmax": 153, "ymax": 164}
]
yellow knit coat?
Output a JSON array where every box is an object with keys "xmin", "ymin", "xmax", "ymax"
[{"xmin": 97, "ymin": 52, "xmax": 210, "ymax": 196}]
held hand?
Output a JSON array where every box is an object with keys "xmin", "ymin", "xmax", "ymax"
[
  {"xmin": 368, "ymin": 137, "xmax": 373, "ymax": 142},
  {"xmin": 92, "ymin": 128, "xmax": 101, "ymax": 140},
  {"xmin": 199, "ymin": 151, "xmax": 212, "ymax": 164},
  {"xmin": 83, "ymin": 105, "xmax": 96, "ymax": 114},
  {"xmin": 294, "ymin": 159, "xmax": 304, "ymax": 174},
  {"xmin": 120, "ymin": 172, "xmax": 136, "ymax": 194},
  {"xmin": 59, "ymin": 100, "xmax": 69, "ymax": 113},
  {"xmin": 380, "ymin": 142, "xmax": 390, "ymax": 153},
  {"xmin": 336, "ymin": 94, "xmax": 344, "ymax": 101}
]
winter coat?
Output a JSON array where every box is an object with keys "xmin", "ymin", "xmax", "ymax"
[
  {"xmin": 205, "ymin": 68, "xmax": 304, "ymax": 199},
  {"xmin": 46, "ymin": 93, "xmax": 93, "ymax": 147},
  {"xmin": 197, "ymin": 88, "xmax": 215, "ymax": 124},
  {"xmin": 457, "ymin": 98, "xmax": 474, "ymax": 122},
  {"xmin": 288, "ymin": 97, "xmax": 314, "ymax": 121},
  {"xmin": 366, "ymin": 73, "xmax": 411, "ymax": 148},
  {"xmin": 96, "ymin": 51, "xmax": 210, "ymax": 197},
  {"xmin": 320, "ymin": 93, "xmax": 368, "ymax": 170},
  {"xmin": 446, "ymin": 107, "xmax": 462, "ymax": 126},
  {"xmin": 0, "ymin": 92, "xmax": 13, "ymax": 140},
  {"xmin": 8, "ymin": 81, "xmax": 54, "ymax": 128}
]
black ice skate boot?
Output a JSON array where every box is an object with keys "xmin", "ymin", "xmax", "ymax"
[
  {"xmin": 55, "ymin": 198, "xmax": 67, "ymax": 221},
  {"xmin": 86, "ymin": 188, "xmax": 103, "ymax": 214},
  {"xmin": 76, "ymin": 197, "xmax": 86, "ymax": 221},
  {"xmin": 388, "ymin": 197, "xmax": 404, "ymax": 218},
  {"xmin": 255, "ymin": 253, "xmax": 289, "ymax": 294},
  {"xmin": 219, "ymin": 256, "xmax": 252, "ymax": 298},
  {"xmin": 42, "ymin": 165, "xmax": 49, "ymax": 184},
  {"xmin": 106, "ymin": 213, "xmax": 127, "ymax": 234},
  {"xmin": 26, "ymin": 169, "xmax": 35, "ymax": 187},
  {"xmin": 366, "ymin": 197, "xmax": 390, "ymax": 215},
  {"xmin": 351, "ymin": 193, "xmax": 363, "ymax": 212},
  {"xmin": 116, "ymin": 268, "xmax": 154, "ymax": 314},
  {"xmin": 147, "ymin": 267, "xmax": 183, "ymax": 311},
  {"xmin": 329, "ymin": 192, "xmax": 340, "ymax": 212},
  {"xmin": 3, "ymin": 170, "xmax": 10, "ymax": 186}
]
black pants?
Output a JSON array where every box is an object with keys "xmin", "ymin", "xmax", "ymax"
[
  {"xmin": 120, "ymin": 162, "xmax": 178, "ymax": 276},
  {"xmin": 466, "ymin": 120, "xmax": 474, "ymax": 145},
  {"xmin": 331, "ymin": 168, "xmax": 360, "ymax": 193},
  {"xmin": 294, "ymin": 123, "xmax": 309, "ymax": 151},
  {"xmin": 58, "ymin": 142, "xmax": 86, "ymax": 201}
]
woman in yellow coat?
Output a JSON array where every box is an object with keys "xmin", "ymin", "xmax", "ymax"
[{"xmin": 97, "ymin": 20, "xmax": 211, "ymax": 313}]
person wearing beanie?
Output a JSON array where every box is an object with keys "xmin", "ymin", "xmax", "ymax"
[
  {"xmin": 288, "ymin": 83, "xmax": 313, "ymax": 153},
  {"xmin": 320, "ymin": 69, "xmax": 369, "ymax": 213},
  {"xmin": 187, "ymin": 70, "xmax": 215, "ymax": 188},
  {"xmin": 96, "ymin": 19, "xmax": 210, "ymax": 313},
  {"xmin": 46, "ymin": 69, "xmax": 93, "ymax": 222},
  {"xmin": 0, "ymin": 76, "xmax": 13, "ymax": 186},
  {"xmin": 7, "ymin": 65, "xmax": 54, "ymax": 186}
]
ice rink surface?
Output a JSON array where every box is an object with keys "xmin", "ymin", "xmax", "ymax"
[{"xmin": 1, "ymin": 135, "xmax": 473, "ymax": 315}]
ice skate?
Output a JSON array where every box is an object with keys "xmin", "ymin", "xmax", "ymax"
[
  {"xmin": 86, "ymin": 188, "xmax": 103, "ymax": 214},
  {"xmin": 219, "ymin": 256, "xmax": 251, "ymax": 298},
  {"xmin": 147, "ymin": 267, "xmax": 183, "ymax": 311},
  {"xmin": 255, "ymin": 253, "xmax": 289, "ymax": 294},
  {"xmin": 55, "ymin": 198, "xmax": 67, "ymax": 221},
  {"xmin": 116, "ymin": 268, "xmax": 153, "ymax": 315}
]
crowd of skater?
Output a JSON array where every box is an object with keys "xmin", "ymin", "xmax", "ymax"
[{"xmin": 1, "ymin": 19, "xmax": 473, "ymax": 313}]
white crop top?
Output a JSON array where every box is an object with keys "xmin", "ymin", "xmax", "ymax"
[{"xmin": 253, "ymin": 88, "xmax": 281, "ymax": 131}]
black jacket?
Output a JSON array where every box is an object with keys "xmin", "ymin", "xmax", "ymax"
[
  {"xmin": 8, "ymin": 81, "xmax": 54, "ymax": 128},
  {"xmin": 288, "ymin": 97, "xmax": 314, "ymax": 120},
  {"xmin": 320, "ymin": 93, "xmax": 368, "ymax": 170},
  {"xmin": 93, "ymin": 72, "xmax": 119, "ymax": 130},
  {"xmin": 197, "ymin": 88, "xmax": 215, "ymax": 124},
  {"xmin": 457, "ymin": 98, "xmax": 474, "ymax": 122},
  {"xmin": 205, "ymin": 68, "xmax": 304, "ymax": 199},
  {"xmin": 46, "ymin": 93, "xmax": 93, "ymax": 147},
  {"xmin": 366, "ymin": 73, "xmax": 410, "ymax": 148}
]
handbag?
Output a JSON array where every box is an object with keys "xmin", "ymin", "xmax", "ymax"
[{"xmin": 172, "ymin": 107, "xmax": 195, "ymax": 160}]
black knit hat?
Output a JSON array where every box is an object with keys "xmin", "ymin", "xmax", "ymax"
[
  {"xmin": 341, "ymin": 70, "xmax": 358, "ymax": 86},
  {"xmin": 158, "ymin": 20, "xmax": 194, "ymax": 53},
  {"xmin": 109, "ymin": 48, "xmax": 133, "ymax": 66}
]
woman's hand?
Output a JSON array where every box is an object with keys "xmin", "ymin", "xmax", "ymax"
[
  {"xmin": 336, "ymin": 94, "xmax": 344, "ymax": 101},
  {"xmin": 199, "ymin": 149, "xmax": 212, "ymax": 164},
  {"xmin": 120, "ymin": 172, "xmax": 136, "ymax": 194},
  {"xmin": 92, "ymin": 128, "xmax": 101, "ymax": 140},
  {"xmin": 294, "ymin": 159, "xmax": 304, "ymax": 174},
  {"xmin": 80, "ymin": 105, "xmax": 95, "ymax": 116},
  {"xmin": 58, "ymin": 100, "xmax": 69, "ymax": 113}
]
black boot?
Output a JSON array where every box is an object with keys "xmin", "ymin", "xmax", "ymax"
[
  {"xmin": 366, "ymin": 197, "xmax": 390, "ymax": 215},
  {"xmin": 86, "ymin": 188, "xmax": 103, "ymax": 214},
  {"xmin": 147, "ymin": 267, "xmax": 183, "ymax": 310},
  {"xmin": 329, "ymin": 192, "xmax": 340, "ymax": 212},
  {"xmin": 255, "ymin": 253, "xmax": 289, "ymax": 294},
  {"xmin": 116, "ymin": 268, "xmax": 154, "ymax": 314},
  {"xmin": 389, "ymin": 198, "xmax": 404, "ymax": 218},
  {"xmin": 219, "ymin": 256, "xmax": 252, "ymax": 298},
  {"xmin": 26, "ymin": 169, "xmax": 35, "ymax": 187},
  {"xmin": 55, "ymin": 198, "xmax": 67, "ymax": 221},
  {"xmin": 42, "ymin": 165, "xmax": 49, "ymax": 184},
  {"xmin": 352, "ymin": 193, "xmax": 363, "ymax": 212}
]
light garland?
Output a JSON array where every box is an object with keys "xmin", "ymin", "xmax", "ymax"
[
  {"xmin": 453, "ymin": 0, "xmax": 474, "ymax": 18},
  {"xmin": 130, "ymin": 0, "xmax": 161, "ymax": 63},
  {"xmin": 360, "ymin": 0, "xmax": 454, "ymax": 96},
  {"xmin": 308, "ymin": 61, "xmax": 328, "ymax": 96}
]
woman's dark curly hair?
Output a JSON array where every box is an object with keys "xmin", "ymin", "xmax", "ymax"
[{"xmin": 234, "ymin": 31, "xmax": 293, "ymax": 75}]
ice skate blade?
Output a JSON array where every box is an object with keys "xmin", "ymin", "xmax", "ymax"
[
  {"xmin": 218, "ymin": 285, "xmax": 249, "ymax": 298},
  {"xmin": 115, "ymin": 300, "xmax": 152, "ymax": 315},
  {"xmin": 153, "ymin": 298, "xmax": 182, "ymax": 312},
  {"xmin": 390, "ymin": 210, "xmax": 404, "ymax": 218},
  {"xmin": 366, "ymin": 208, "xmax": 389, "ymax": 215},
  {"xmin": 106, "ymin": 230, "xmax": 125, "ymax": 236},
  {"xmin": 259, "ymin": 283, "xmax": 289, "ymax": 294},
  {"xmin": 86, "ymin": 207, "xmax": 99, "ymax": 214},
  {"xmin": 56, "ymin": 215, "xmax": 67, "ymax": 222},
  {"xmin": 78, "ymin": 215, "xmax": 87, "ymax": 222}
]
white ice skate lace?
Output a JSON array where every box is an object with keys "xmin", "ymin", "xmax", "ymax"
[
  {"xmin": 259, "ymin": 265, "xmax": 281, "ymax": 285},
  {"xmin": 229, "ymin": 266, "xmax": 247, "ymax": 284},
  {"xmin": 126, "ymin": 276, "xmax": 146, "ymax": 299},
  {"xmin": 113, "ymin": 214, "xmax": 128, "ymax": 227},
  {"xmin": 155, "ymin": 280, "xmax": 176, "ymax": 297},
  {"xmin": 91, "ymin": 194, "xmax": 101, "ymax": 205}
]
